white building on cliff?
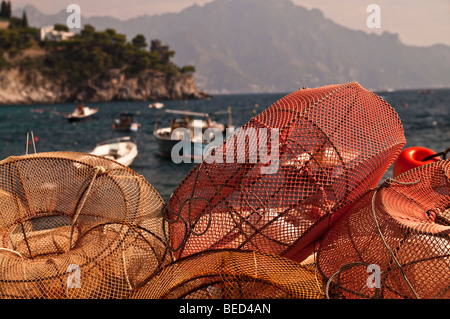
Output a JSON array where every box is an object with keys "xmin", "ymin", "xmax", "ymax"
[{"xmin": 40, "ymin": 25, "xmax": 76, "ymax": 41}]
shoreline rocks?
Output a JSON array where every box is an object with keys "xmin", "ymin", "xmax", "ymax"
[{"xmin": 0, "ymin": 68, "xmax": 211, "ymax": 105}]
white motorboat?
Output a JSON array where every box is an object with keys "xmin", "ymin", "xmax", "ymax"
[
  {"xmin": 65, "ymin": 104, "xmax": 99, "ymax": 122},
  {"xmin": 153, "ymin": 108, "xmax": 233, "ymax": 161},
  {"xmin": 90, "ymin": 137, "xmax": 138, "ymax": 167},
  {"xmin": 149, "ymin": 102, "xmax": 164, "ymax": 109}
]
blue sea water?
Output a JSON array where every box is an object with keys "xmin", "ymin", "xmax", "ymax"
[{"xmin": 0, "ymin": 88, "xmax": 448, "ymax": 202}]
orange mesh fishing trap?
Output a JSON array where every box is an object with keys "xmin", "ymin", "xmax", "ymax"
[
  {"xmin": 318, "ymin": 159, "xmax": 450, "ymax": 299},
  {"xmin": 130, "ymin": 249, "xmax": 325, "ymax": 299},
  {"xmin": 0, "ymin": 152, "xmax": 172, "ymax": 299},
  {"xmin": 163, "ymin": 82, "xmax": 406, "ymax": 263}
]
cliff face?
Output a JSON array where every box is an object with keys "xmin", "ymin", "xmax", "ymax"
[{"xmin": 0, "ymin": 68, "xmax": 210, "ymax": 105}]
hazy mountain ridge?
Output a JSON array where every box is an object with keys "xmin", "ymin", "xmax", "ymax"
[{"xmin": 15, "ymin": 0, "xmax": 450, "ymax": 93}]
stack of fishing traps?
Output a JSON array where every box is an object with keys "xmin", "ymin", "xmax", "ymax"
[
  {"xmin": 318, "ymin": 159, "xmax": 450, "ymax": 299},
  {"xmin": 156, "ymin": 81, "xmax": 410, "ymax": 299},
  {"xmin": 1, "ymin": 82, "xmax": 446, "ymax": 299}
]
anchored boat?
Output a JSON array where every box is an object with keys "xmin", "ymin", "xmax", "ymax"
[
  {"xmin": 65, "ymin": 104, "xmax": 99, "ymax": 122},
  {"xmin": 89, "ymin": 136, "xmax": 138, "ymax": 167},
  {"xmin": 153, "ymin": 108, "xmax": 233, "ymax": 161},
  {"xmin": 148, "ymin": 102, "xmax": 164, "ymax": 109},
  {"xmin": 113, "ymin": 113, "xmax": 140, "ymax": 132}
]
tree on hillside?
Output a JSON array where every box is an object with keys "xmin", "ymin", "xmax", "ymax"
[
  {"xmin": 54, "ymin": 23, "xmax": 69, "ymax": 32},
  {"xmin": 181, "ymin": 65, "xmax": 196, "ymax": 73},
  {"xmin": 132, "ymin": 34, "xmax": 147, "ymax": 50},
  {"xmin": 0, "ymin": 1, "xmax": 5, "ymax": 18},
  {"xmin": 6, "ymin": 1, "xmax": 10, "ymax": 17},
  {"xmin": 0, "ymin": 0, "xmax": 11, "ymax": 18},
  {"xmin": 21, "ymin": 11, "xmax": 28, "ymax": 28},
  {"xmin": 80, "ymin": 24, "xmax": 95, "ymax": 39}
]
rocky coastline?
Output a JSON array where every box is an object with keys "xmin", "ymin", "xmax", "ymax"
[{"xmin": 0, "ymin": 67, "xmax": 211, "ymax": 105}]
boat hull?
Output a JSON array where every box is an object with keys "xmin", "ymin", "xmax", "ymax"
[
  {"xmin": 155, "ymin": 135, "xmax": 213, "ymax": 162},
  {"xmin": 66, "ymin": 107, "xmax": 99, "ymax": 122},
  {"xmin": 66, "ymin": 115, "xmax": 96, "ymax": 123},
  {"xmin": 90, "ymin": 138, "xmax": 138, "ymax": 167}
]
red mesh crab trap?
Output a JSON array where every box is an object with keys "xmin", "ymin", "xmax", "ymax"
[
  {"xmin": 0, "ymin": 152, "xmax": 172, "ymax": 299},
  {"xmin": 163, "ymin": 82, "xmax": 406, "ymax": 263},
  {"xmin": 318, "ymin": 159, "xmax": 450, "ymax": 299}
]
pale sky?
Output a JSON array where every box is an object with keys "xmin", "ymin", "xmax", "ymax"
[{"xmin": 12, "ymin": 0, "xmax": 450, "ymax": 47}]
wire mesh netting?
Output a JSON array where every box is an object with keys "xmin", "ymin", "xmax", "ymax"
[
  {"xmin": 318, "ymin": 159, "xmax": 450, "ymax": 299},
  {"xmin": 0, "ymin": 152, "xmax": 172, "ymax": 299},
  {"xmin": 0, "ymin": 82, "xmax": 418, "ymax": 300},
  {"xmin": 130, "ymin": 249, "xmax": 325, "ymax": 299},
  {"xmin": 163, "ymin": 82, "xmax": 406, "ymax": 263}
]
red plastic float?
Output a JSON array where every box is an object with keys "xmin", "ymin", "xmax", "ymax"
[{"xmin": 393, "ymin": 146, "xmax": 440, "ymax": 177}]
